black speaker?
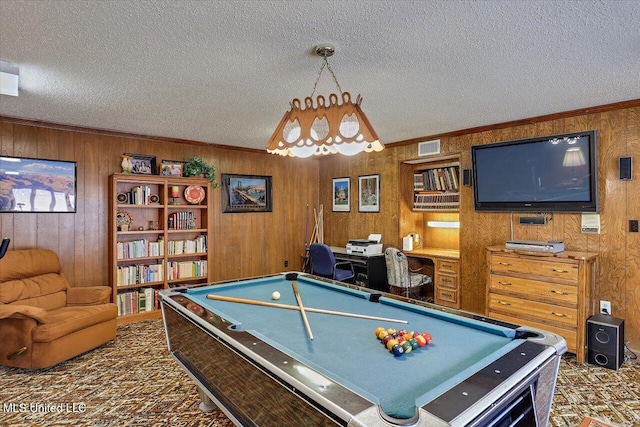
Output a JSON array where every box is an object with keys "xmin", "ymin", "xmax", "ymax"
[
  {"xmin": 463, "ymin": 169, "xmax": 472, "ymax": 186},
  {"xmin": 587, "ymin": 314, "xmax": 624, "ymax": 370},
  {"xmin": 619, "ymin": 156, "xmax": 632, "ymax": 180}
]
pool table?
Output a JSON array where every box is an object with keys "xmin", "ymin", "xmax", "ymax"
[{"xmin": 160, "ymin": 272, "xmax": 566, "ymax": 426}]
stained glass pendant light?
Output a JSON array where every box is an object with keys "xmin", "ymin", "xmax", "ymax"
[{"xmin": 266, "ymin": 44, "xmax": 384, "ymax": 158}]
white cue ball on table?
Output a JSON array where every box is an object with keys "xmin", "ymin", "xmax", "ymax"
[{"xmin": 271, "ymin": 291, "xmax": 281, "ymax": 300}]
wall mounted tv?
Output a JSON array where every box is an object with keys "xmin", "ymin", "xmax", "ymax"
[{"xmin": 471, "ymin": 130, "xmax": 598, "ymax": 212}]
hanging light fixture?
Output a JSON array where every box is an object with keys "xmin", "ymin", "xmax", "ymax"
[{"xmin": 266, "ymin": 44, "xmax": 384, "ymax": 158}]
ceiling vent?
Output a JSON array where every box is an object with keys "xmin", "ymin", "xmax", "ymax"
[{"xmin": 418, "ymin": 139, "xmax": 440, "ymax": 156}]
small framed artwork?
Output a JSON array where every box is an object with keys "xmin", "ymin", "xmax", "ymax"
[
  {"xmin": 160, "ymin": 160, "xmax": 184, "ymax": 177},
  {"xmin": 358, "ymin": 174, "xmax": 380, "ymax": 212},
  {"xmin": 124, "ymin": 153, "xmax": 156, "ymax": 175},
  {"xmin": 0, "ymin": 155, "xmax": 77, "ymax": 212},
  {"xmin": 222, "ymin": 174, "xmax": 273, "ymax": 213},
  {"xmin": 332, "ymin": 177, "xmax": 350, "ymax": 212}
]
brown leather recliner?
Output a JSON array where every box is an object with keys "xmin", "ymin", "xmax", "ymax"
[{"xmin": 0, "ymin": 249, "xmax": 117, "ymax": 369}]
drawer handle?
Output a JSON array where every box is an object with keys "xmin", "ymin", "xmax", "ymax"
[
  {"xmin": 498, "ymin": 262, "xmax": 512, "ymax": 266},
  {"xmin": 442, "ymin": 278, "xmax": 452, "ymax": 283},
  {"xmin": 497, "ymin": 281, "xmax": 512, "ymax": 286},
  {"xmin": 442, "ymin": 292, "xmax": 451, "ymax": 297},
  {"xmin": 551, "ymin": 268, "xmax": 569, "ymax": 274},
  {"xmin": 497, "ymin": 300, "xmax": 511, "ymax": 306},
  {"xmin": 551, "ymin": 311, "xmax": 568, "ymax": 318},
  {"xmin": 442, "ymin": 264, "xmax": 451, "ymax": 269},
  {"xmin": 550, "ymin": 290, "xmax": 569, "ymax": 296}
]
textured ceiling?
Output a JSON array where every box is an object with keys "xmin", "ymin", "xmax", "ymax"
[{"xmin": 1, "ymin": 0, "xmax": 639, "ymax": 151}]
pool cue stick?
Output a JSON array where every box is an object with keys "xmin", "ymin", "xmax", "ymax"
[
  {"xmin": 292, "ymin": 281, "xmax": 313, "ymax": 340},
  {"xmin": 205, "ymin": 294, "xmax": 409, "ymax": 324}
]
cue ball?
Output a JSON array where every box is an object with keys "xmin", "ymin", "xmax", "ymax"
[{"xmin": 271, "ymin": 291, "xmax": 281, "ymax": 300}]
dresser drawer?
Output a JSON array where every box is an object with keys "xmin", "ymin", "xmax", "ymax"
[
  {"xmin": 488, "ymin": 294, "xmax": 577, "ymax": 327},
  {"xmin": 490, "ymin": 255, "xmax": 579, "ymax": 282},
  {"xmin": 436, "ymin": 272, "xmax": 457, "ymax": 290},
  {"xmin": 489, "ymin": 274, "xmax": 577, "ymax": 306},
  {"xmin": 436, "ymin": 259, "xmax": 458, "ymax": 275},
  {"xmin": 435, "ymin": 286, "xmax": 458, "ymax": 306},
  {"xmin": 488, "ymin": 311, "xmax": 577, "ymax": 352}
]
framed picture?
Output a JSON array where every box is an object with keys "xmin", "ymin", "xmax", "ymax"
[
  {"xmin": 332, "ymin": 177, "xmax": 351, "ymax": 212},
  {"xmin": 0, "ymin": 155, "xmax": 77, "ymax": 213},
  {"xmin": 160, "ymin": 160, "xmax": 184, "ymax": 177},
  {"xmin": 124, "ymin": 153, "xmax": 156, "ymax": 175},
  {"xmin": 358, "ymin": 174, "xmax": 380, "ymax": 212},
  {"xmin": 222, "ymin": 174, "xmax": 272, "ymax": 213}
]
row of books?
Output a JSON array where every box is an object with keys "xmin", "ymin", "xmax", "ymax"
[
  {"xmin": 167, "ymin": 260, "xmax": 208, "ymax": 280},
  {"xmin": 116, "ymin": 263, "xmax": 164, "ymax": 286},
  {"xmin": 116, "ymin": 288, "xmax": 159, "ymax": 316},
  {"xmin": 168, "ymin": 211, "xmax": 197, "ymax": 230},
  {"xmin": 413, "ymin": 192, "xmax": 460, "ymax": 210},
  {"xmin": 414, "ymin": 166, "xmax": 460, "ymax": 192},
  {"xmin": 127, "ymin": 185, "xmax": 157, "ymax": 205},
  {"xmin": 116, "ymin": 238, "xmax": 164, "ymax": 260},
  {"xmin": 167, "ymin": 235, "xmax": 207, "ymax": 255}
]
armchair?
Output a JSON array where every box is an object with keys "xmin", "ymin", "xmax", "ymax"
[
  {"xmin": 309, "ymin": 243, "xmax": 355, "ymax": 282},
  {"xmin": 384, "ymin": 247, "xmax": 432, "ymax": 300},
  {"xmin": 0, "ymin": 248, "xmax": 117, "ymax": 369}
]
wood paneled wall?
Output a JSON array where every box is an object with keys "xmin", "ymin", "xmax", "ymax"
[
  {"xmin": 319, "ymin": 104, "xmax": 640, "ymax": 352},
  {"xmin": 0, "ymin": 118, "xmax": 319, "ymax": 287}
]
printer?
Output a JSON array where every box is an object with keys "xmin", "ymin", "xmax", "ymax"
[{"xmin": 346, "ymin": 234, "xmax": 383, "ymax": 256}]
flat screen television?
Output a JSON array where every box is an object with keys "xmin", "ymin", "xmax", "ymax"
[{"xmin": 471, "ymin": 131, "xmax": 598, "ymax": 212}]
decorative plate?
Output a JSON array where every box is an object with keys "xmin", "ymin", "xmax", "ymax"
[
  {"xmin": 149, "ymin": 194, "xmax": 160, "ymax": 204},
  {"xmin": 116, "ymin": 210, "xmax": 133, "ymax": 227},
  {"xmin": 184, "ymin": 186, "xmax": 205, "ymax": 204},
  {"xmin": 116, "ymin": 193, "xmax": 129, "ymax": 203}
]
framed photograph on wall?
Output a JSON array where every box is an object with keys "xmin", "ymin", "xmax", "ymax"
[
  {"xmin": 358, "ymin": 174, "xmax": 380, "ymax": 212},
  {"xmin": 160, "ymin": 160, "xmax": 185, "ymax": 177},
  {"xmin": 0, "ymin": 155, "xmax": 77, "ymax": 212},
  {"xmin": 332, "ymin": 177, "xmax": 351, "ymax": 212},
  {"xmin": 124, "ymin": 153, "xmax": 156, "ymax": 175},
  {"xmin": 221, "ymin": 174, "xmax": 273, "ymax": 213}
]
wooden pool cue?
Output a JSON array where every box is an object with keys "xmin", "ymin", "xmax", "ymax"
[
  {"xmin": 292, "ymin": 281, "xmax": 313, "ymax": 340},
  {"xmin": 205, "ymin": 294, "xmax": 409, "ymax": 324}
]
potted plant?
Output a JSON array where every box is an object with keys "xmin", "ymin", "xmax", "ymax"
[{"xmin": 183, "ymin": 157, "xmax": 219, "ymax": 186}]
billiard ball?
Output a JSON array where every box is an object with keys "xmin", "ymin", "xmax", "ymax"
[
  {"xmin": 392, "ymin": 344, "xmax": 404, "ymax": 357},
  {"xmin": 386, "ymin": 339, "xmax": 399, "ymax": 351},
  {"xmin": 416, "ymin": 335, "xmax": 427, "ymax": 347},
  {"xmin": 375, "ymin": 327, "xmax": 386, "ymax": 337},
  {"xmin": 271, "ymin": 291, "xmax": 281, "ymax": 300},
  {"xmin": 421, "ymin": 332, "xmax": 433, "ymax": 344},
  {"xmin": 409, "ymin": 338, "xmax": 419, "ymax": 350},
  {"xmin": 402, "ymin": 341, "xmax": 413, "ymax": 354}
]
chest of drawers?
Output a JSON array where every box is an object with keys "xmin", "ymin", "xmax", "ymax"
[{"xmin": 486, "ymin": 246, "xmax": 598, "ymax": 363}]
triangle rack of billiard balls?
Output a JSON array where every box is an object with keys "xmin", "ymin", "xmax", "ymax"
[{"xmin": 375, "ymin": 327, "xmax": 432, "ymax": 357}]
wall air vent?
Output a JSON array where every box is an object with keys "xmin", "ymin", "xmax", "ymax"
[{"xmin": 418, "ymin": 139, "xmax": 440, "ymax": 157}]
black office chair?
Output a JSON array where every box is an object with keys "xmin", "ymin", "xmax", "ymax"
[
  {"xmin": 0, "ymin": 238, "xmax": 9, "ymax": 260},
  {"xmin": 309, "ymin": 243, "xmax": 355, "ymax": 282}
]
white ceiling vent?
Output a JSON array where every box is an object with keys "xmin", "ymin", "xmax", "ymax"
[{"xmin": 418, "ymin": 139, "xmax": 440, "ymax": 156}]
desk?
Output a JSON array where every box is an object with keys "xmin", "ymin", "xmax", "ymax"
[
  {"xmin": 405, "ymin": 248, "xmax": 460, "ymax": 308},
  {"xmin": 161, "ymin": 273, "xmax": 566, "ymax": 426},
  {"xmin": 330, "ymin": 246, "xmax": 388, "ymax": 292}
]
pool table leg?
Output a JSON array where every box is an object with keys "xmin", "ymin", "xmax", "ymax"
[{"xmin": 197, "ymin": 387, "xmax": 218, "ymax": 412}]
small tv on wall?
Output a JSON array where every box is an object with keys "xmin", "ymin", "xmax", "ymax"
[
  {"xmin": 0, "ymin": 156, "xmax": 77, "ymax": 212},
  {"xmin": 471, "ymin": 130, "xmax": 598, "ymax": 212}
]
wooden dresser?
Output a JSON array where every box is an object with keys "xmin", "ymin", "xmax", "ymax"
[{"xmin": 486, "ymin": 246, "xmax": 598, "ymax": 363}]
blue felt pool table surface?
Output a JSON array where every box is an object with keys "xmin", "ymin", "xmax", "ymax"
[{"xmin": 186, "ymin": 274, "xmax": 521, "ymax": 419}]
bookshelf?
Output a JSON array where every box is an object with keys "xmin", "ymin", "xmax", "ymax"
[
  {"xmin": 109, "ymin": 173, "xmax": 211, "ymax": 324},
  {"xmin": 412, "ymin": 161, "xmax": 460, "ymax": 211}
]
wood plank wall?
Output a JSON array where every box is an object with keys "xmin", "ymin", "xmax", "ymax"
[
  {"xmin": 319, "ymin": 103, "xmax": 640, "ymax": 352},
  {"xmin": 0, "ymin": 118, "xmax": 319, "ymax": 287}
]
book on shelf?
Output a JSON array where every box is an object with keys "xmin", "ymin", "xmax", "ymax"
[
  {"xmin": 168, "ymin": 235, "xmax": 207, "ymax": 255},
  {"xmin": 168, "ymin": 211, "xmax": 197, "ymax": 230},
  {"xmin": 116, "ymin": 287, "xmax": 159, "ymax": 316},
  {"xmin": 116, "ymin": 262, "xmax": 165, "ymax": 286},
  {"xmin": 413, "ymin": 192, "xmax": 460, "ymax": 210},
  {"xmin": 167, "ymin": 260, "xmax": 208, "ymax": 280},
  {"xmin": 127, "ymin": 185, "xmax": 154, "ymax": 205},
  {"xmin": 414, "ymin": 166, "xmax": 460, "ymax": 192},
  {"xmin": 116, "ymin": 238, "xmax": 164, "ymax": 259}
]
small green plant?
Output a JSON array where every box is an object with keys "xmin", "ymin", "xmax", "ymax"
[{"xmin": 183, "ymin": 157, "xmax": 219, "ymax": 186}]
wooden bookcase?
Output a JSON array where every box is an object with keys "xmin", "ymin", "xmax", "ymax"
[
  {"xmin": 410, "ymin": 158, "xmax": 460, "ymax": 212},
  {"xmin": 108, "ymin": 173, "xmax": 212, "ymax": 324}
]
